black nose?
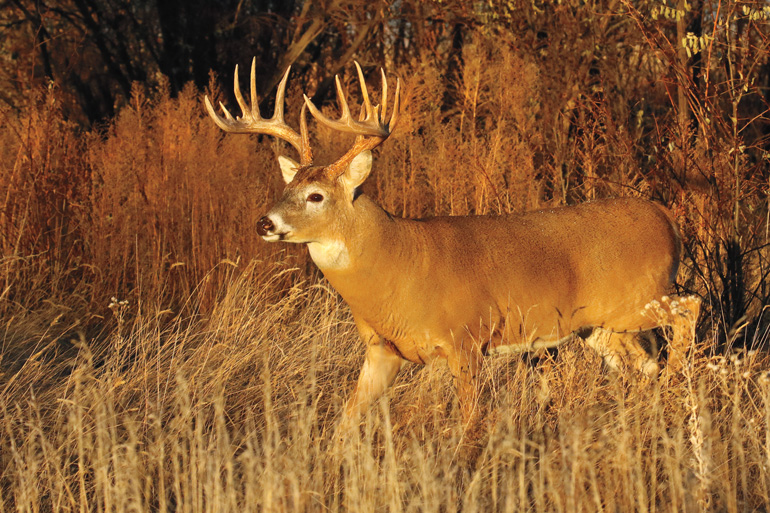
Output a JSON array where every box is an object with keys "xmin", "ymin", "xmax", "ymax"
[{"xmin": 257, "ymin": 216, "xmax": 274, "ymax": 236}]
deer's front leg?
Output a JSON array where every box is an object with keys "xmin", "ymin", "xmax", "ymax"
[
  {"xmin": 340, "ymin": 321, "xmax": 403, "ymax": 430},
  {"xmin": 447, "ymin": 346, "xmax": 483, "ymax": 428}
]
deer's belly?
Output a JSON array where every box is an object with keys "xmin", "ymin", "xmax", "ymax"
[{"xmin": 364, "ymin": 296, "xmax": 586, "ymax": 363}]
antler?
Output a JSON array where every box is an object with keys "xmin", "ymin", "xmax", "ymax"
[
  {"xmin": 204, "ymin": 58, "xmax": 312, "ymax": 165},
  {"xmin": 304, "ymin": 62, "xmax": 400, "ymax": 179}
]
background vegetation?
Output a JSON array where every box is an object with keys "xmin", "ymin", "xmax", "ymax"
[{"xmin": 1, "ymin": 0, "xmax": 770, "ymax": 510}]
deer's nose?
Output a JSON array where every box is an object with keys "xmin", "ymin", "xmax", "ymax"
[{"xmin": 257, "ymin": 216, "xmax": 274, "ymax": 236}]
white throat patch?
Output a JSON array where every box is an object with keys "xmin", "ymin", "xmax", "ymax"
[{"xmin": 307, "ymin": 239, "xmax": 350, "ymax": 270}]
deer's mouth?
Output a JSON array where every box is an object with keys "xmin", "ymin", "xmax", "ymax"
[
  {"xmin": 262, "ymin": 230, "xmax": 299, "ymax": 243},
  {"xmin": 261, "ymin": 233, "xmax": 285, "ymax": 242}
]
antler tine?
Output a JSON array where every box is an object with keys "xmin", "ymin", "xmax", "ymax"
[
  {"xmin": 380, "ymin": 68, "xmax": 388, "ymax": 123},
  {"xmin": 335, "ymin": 75, "xmax": 353, "ymax": 125},
  {"xmin": 204, "ymin": 60, "xmax": 312, "ymax": 165},
  {"xmin": 378, "ymin": 69, "xmax": 400, "ymax": 130},
  {"xmin": 233, "ymin": 64, "xmax": 250, "ymax": 121},
  {"xmin": 250, "ymin": 58, "xmax": 259, "ymax": 120},
  {"xmin": 389, "ymin": 78, "xmax": 401, "ymax": 131},
  {"xmin": 222, "ymin": 102, "xmax": 236, "ymax": 122},
  {"xmin": 299, "ymin": 102, "xmax": 312, "ymax": 164},
  {"xmin": 273, "ymin": 63, "xmax": 290, "ymax": 121},
  {"xmin": 355, "ymin": 62, "xmax": 374, "ymax": 121}
]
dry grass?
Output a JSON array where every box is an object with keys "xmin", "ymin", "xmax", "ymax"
[
  {"xmin": 2, "ymin": 270, "xmax": 770, "ymax": 511},
  {"xmin": 2, "ymin": 28, "xmax": 770, "ymax": 512}
]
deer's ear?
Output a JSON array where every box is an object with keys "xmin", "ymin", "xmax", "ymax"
[
  {"xmin": 278, "ymin": 155, "xmax": 300, "ymax": 184},
  {"xmin": 340, "ymin": 151, "xmax": 373, "ymax": 193}
]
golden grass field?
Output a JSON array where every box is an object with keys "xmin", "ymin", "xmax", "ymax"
[{"xmin": 2, "ymin": 31, "xmax": 770, "ymax": 511}]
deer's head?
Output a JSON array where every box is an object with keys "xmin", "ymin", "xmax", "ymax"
[{"xmin": 205, "ymin": 60, "xmax": 400, "ymax": 249}]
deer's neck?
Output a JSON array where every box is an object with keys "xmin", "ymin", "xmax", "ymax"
[
  {"xmin": 307, "ymin": 239, "xmax": 351, "ymax": 269},
  {"xmin": 309, "ymin": 194, "xmax": 418, "ymax": 301}
]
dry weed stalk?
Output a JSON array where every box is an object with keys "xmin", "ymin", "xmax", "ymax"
[{"xmin": 643, "ymin": 295, "xmax": 703, "ymax": 374}]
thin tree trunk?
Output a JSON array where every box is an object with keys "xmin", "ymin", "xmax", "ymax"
[
  {"xmin": 676, "ymin": 0, "xmax": 689, "ymax": 130},
  {"xmin": 677, "ymin": 0, "xmax": 690, "ymax": 185}
]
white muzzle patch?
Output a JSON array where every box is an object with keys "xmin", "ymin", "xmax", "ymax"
[{"xmin": 262, "ymin": 213, "xmax": 294, "ymax": 242}]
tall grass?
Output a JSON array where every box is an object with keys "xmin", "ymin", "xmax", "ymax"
[
  {"xmin": 2, "ymin": 267, "xmax": 769, "ymax": 511},
  {"xmin": 1, "ymin": 28, "xmax": 770, "ymax": 511}
]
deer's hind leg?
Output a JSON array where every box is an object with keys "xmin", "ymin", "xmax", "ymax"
[{"xmin": 584, "ymin": 327, "xmax": 659, "ymax": 377}]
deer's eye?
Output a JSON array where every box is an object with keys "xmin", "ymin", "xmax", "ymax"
[{"xmin": 307, "ymin": 193, "xmax": 324, "ymax": 203}]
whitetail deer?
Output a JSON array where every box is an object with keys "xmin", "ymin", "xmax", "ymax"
[{"xmin": 205, "ymin": 60, "xmax": 682, "ymax": 427}]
